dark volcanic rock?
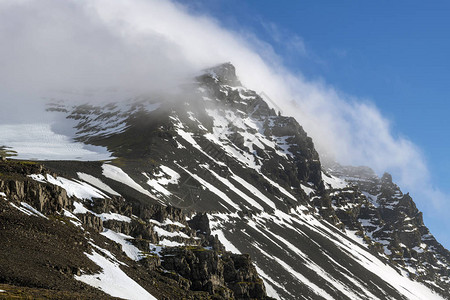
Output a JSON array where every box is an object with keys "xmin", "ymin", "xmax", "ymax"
[{"xmin": 188, "ymin": 213, "xmax": 211, "ymax": 235}]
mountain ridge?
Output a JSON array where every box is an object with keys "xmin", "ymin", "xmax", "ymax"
[{"xmin": 0, "ymin": 62, "xmax": 448, "ymax": 299}]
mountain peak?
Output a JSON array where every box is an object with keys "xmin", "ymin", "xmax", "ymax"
[
  {"xmin": 203, "ymin": 62, "xmax": 241, "ymax": 86},
  {"xmin": 381, "ymin": 172, "xmax": 393, "ymax": 183}
]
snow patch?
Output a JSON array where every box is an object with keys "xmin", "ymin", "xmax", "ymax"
[
  {"xmin": 322, "ymin": 172, "xmax": 348, "ymax": 189},
  {"xmin": 149, "ymin": 218, "xmax": 186, "ymax": 228},
  {"xmin": 73, "ymin": 201, "xmax": 131, "ymax": 223},
  {"xmin": 159, "ymin": 239, "xmax": 185, "ymax": 247},
  {"xmin": 102, "ymin": 164, "xmax": 157, "ymax": 200},
  {"xmin": 75, "ymin": 250, "xmax": 156, "ymax": 300},
  {"xmin": 153, "ymin": 226, "xmax": 190, "ymax": 239},
  {"xmin": 101, "ymin": 229, "xmax": 143, "ymax": 261},
  {"xmin": 213, "ymin": 229, "xmax": 241, "ymax": 254},
  {"xmin": 77, "ymin": 173, "xmax": 120, "ymax": 196},
  {"xmin": 254, "ymin": 266, "xmax": 283, "ymax": 300},
  {"xmin": 300, "ymin": 184, "xmax": 315, "ymax": 196},
  {"xmin": 10, "ymin": 202, "xmax": 44, "ymax": 218},
  {"xmin": 21, "ymin": 202, "xmax": 48, "ymax": 219}
]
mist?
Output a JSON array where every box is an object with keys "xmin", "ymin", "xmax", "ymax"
[{"xmin": 1, "ymin": 0, "xmax": 448, "ymax": 242}]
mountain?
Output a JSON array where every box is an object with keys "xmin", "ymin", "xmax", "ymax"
[{"xmin": 0, "ymin": 63, "xmax": 449, "ymax": 299}]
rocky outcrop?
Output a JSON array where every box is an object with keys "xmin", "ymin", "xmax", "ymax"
[
  {"xmin": 138, "ymin": 204, "xmax": 186, "ymax": 224},
  {"xmin": 90, "ymin": 196, "xmax": 133, "ymax": 217},
  {"xmin": 79, "ymin": 213, "xmax": 103, "ymax": 233},
  {"xmin": 203, "ymin": 62, "xmax": 242, "ymax": 87},
  {"xmin": 268, "ymin": 116, "xmax": 322, "ymax": 188},
  {"xmin": 188, "ymin": 213, "xmax": 211, "ymax": 235},
  {"xmin": 222, "ymin": 253, "xmax": 267, "ymax": 299},
  {"xmin": 161, "ymin": 247, "xmax": 269, "ymax": 299},
  {"xmin": 0, "ymin": 161, "xmax": 72, "ymax": 214}
]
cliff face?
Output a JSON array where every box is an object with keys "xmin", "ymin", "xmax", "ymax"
[
  {"xmin": 0, "ymin": 162, "xmax": 72, "ymax": 213},
  {"xmin": 1, "ymin": 63, "xmax": 449, "ymax": 299}
]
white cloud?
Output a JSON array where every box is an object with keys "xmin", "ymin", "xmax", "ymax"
[
  {"xmin": 0, "ymin": 0, "xmax": 198, "ymax": 94},
  {"xmin": 0, "ymin": 0, "xmax": 448, "ymax": 239},
  {"xmin": 262, "ymin": 21, "xmax": 307, "ymax": 56}
]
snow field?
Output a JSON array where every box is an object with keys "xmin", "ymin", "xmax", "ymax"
[{"xmin": 0, "ymin": 123, "xmax": 113, "ymax": 161}]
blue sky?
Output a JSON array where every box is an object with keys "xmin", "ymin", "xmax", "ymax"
[{"xmin": 180, "ymin": 0, "xmax": 450, "ymax": 247}]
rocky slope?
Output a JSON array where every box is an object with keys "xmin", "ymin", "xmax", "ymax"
[
  {"xmin": 0, "ymin": 160, "xmax": 270, "ymax": 299},
  {"xmin": 0, "ymin": 63, "xmax": 449, "ymax": 299}
]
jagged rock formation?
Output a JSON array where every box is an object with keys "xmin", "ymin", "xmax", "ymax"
[
  {"xmin": 0, "ymin": 63, "xmax": 449, "ymax": 299},
  {"xmin": 324, "ymin": 162, "xmax": 450, "ymax": 293}
]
